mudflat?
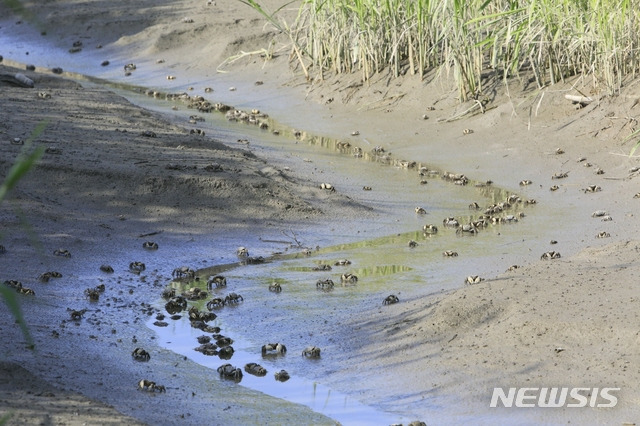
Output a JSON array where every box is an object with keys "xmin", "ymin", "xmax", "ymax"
[{"xmin": 1, "ymin": 0, "xmax": 640, "ymax": 424}]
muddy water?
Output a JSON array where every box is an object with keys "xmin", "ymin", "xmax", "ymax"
[{"xmin": 0, "ymin": 25, "xmax": 590, "ymax": 424}]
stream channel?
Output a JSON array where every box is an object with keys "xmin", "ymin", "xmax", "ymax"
[{"xmin": 0, "ymin": 23, "xmax": 590, "ymax": 424}]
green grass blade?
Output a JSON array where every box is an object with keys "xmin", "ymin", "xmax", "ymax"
[
  {"xmin": 0, "ymin": 286, "xmax": 34, "ymax": 349},
  {"xmin": 0, "ymin": 121, "xmax": 46, "ymax": 203}
]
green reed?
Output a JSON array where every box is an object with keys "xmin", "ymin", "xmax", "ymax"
[{"xmin": 292, "ymin": 0, "xmax": 640, "ymax": 100}]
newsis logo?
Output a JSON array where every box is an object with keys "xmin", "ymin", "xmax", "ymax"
[{"xmin": 490, "ymin": 387, "xmax": 620, "ymax": 408}]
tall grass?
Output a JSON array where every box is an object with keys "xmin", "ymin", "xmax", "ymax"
[{"xmin": 292, "ymin": 0, "xmax": 640, "ymax": 100}]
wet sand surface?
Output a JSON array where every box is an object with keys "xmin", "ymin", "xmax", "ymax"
[{"xmin": 1, "ymin": 0, "xmax": 640, "ymax": 424}]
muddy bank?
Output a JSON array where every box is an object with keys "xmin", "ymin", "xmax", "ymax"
[
  {"xmin": 0, "ymin": 67, "xmax": 364, "ymax": 425},
  {"xmin": 1, "ymin": 0, "xmax": 640, "ymax": 423}
]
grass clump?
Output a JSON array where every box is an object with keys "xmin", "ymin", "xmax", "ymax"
[{"xmin": 290, "ymin": 0, "xmax": 640, "ymax": 100}]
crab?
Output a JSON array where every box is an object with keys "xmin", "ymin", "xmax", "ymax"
[
  {"xmin": 206, "ymin": 275, "xmax": 227, "ymax": 289},
  {"xmin": 442, "ymin": 217, "xmax": 460, "ymax": 228},
  {"xmin": 596, "ymin": 231, "xmax": 611, "ymax": 238},
  {"xmin": 555, "ymin": 148, "xmax": 565, "ymax": 155},
  {"xmin": 552, "ymin": 172, "xmax": 569, "ymax": 179},
  {"xmin": 462, "ymin": 128, "xmax": 474, "ymax": 135},
  {"xmin": 236, "ymin": 247, "xmax": 249, "ymax": 257},
  {"xmin": 584, "ymin": 185, "xmax": 601, "ymax": 193},
  {"xmin": 268, "ymin": 282, "xmax": 282, "ymax": 293},
  {"xmin": 313, "ymin": 264, "xmax": 332, "ymax": 271},
  {"xmin": 415, "ymin": 207, "xmax": 427, "ymax": 214},
  {"xmin": 165, "ymin": 296, "xmax": 188, "ymax": 314},
  {"xmin": 320, "ymin": 183, "xmax": 336, "ymax": 192},
  {"xmin": 442, "ymin": 250, "xmax": 458, "ymax": 257},
  {"xmin": 39, "ymin": 271, "xmax": 62, "ymax": 282},
  {"xmin": 302, "ymin": 346, "xmax": 321, "ymax": 358},
  {"xmin": 218, "ymin": 346, "xmax": 235, "ymax": 360},
  {"xmin": 206, "ymin": 298, "xmax": 225, "ymax": 310},
  {"xmin": 595, "ymin": 167, "xmax": 605, "ymax": 175},
  {"xmin": 468, "ymin": 202, "xmax": 480, "ymax": 210},
  {"xmin": 540, "ymin": 251, "xmax": 561, "ymax": 260},
  {"xmin": 262, "ymin": 343, "xmax": 287, "ymax": 356},
  {"xmin": 334, "ymin": 259, "xmax": 351, "ymax": 266},
  {"xmin": 456, "ymin": 224, "xmax": 478, "ymax": 235},
  {"xmin": 341, "ymin": 274, "xmax": 358, "ymax": 284},
  {"xmin": 274, "ymin": 370, "xmax": 290, "ymax": 382},
  {"xmin": 17, "ymin": 287, "xmax": 35, "ymax": 295},
  {"xmin": 3, "ymin": 280, "xmax": 22, "ymax": 289},
  {"xmin": 506, "ymin": 194, "xmax": 521, "ymax": 204},
  {"xmin": 215, "ymin": 335, "xmax": 234, "ymax": 347},
  {"xmin": 224, "ymin": 293, "xmax": 244, "ymax": 305},
  {"xmin": 502, "ymin": 215, "xmax": 518, "ymax": 223},
  {"xmin": 423, "ymin": 224, "xmax": 438, "ymax": 235},
  {"xmin": 484, "ymin": 205, "xmax": 502, "ymax": 215},
  {"xmin": 68, "ymin": 308, "xmax": 87, "ymax": 320},
  {"xmin": 138, "ymin": 379, "xmax": 165, "ymax": 393},
  {"xmin": 195, "ymin": 343, "xmax": 218, "ymax": 356},
  {"xmin": 362, "ymin": 185, "xmax": 372, "ymax": 190},
  {"xmin": 506, "ymin": 265, "xmax": 520, "ymax": 272},
  {"xmin": 129, "ymin": 261, "xmax": 146, "ymax": 274},
  {"xmin": 519, "ymin": 180, "xmax": 532, "ymax": 186},
  {"xmin": 53, "ymin": 248, "xmax": 71, "ymax": 258},
  {"xmin": 591, "ymin": 210, "xmax": 607, "ymax": 218},
  {"xmin": 172, "ymin": 266, "xmax": 196, "ymax": 280},
  {"xmin": 244, "ymin": 363, "xmax": 267, "ymax": 377},
  {"xmin": 408, "ymin": 240, "xmax": 418, "ymax": 248},
  {"xmin": 471, "ymin": 217, "xmax": 488, "ymax": 228},
  {"xmin": 442, "ymin": 172, "xmax": 467, "ymax": 182},
  {"xmin": 197, "ymin": 335, "xmax": 211, "ymax": 345},
  {"xmin": 161, "ymin": 288, "xmax": 176, "ymax": 299},
  {"xmin": 316, "ymin": 279, "xmax": 334, "ymax": 291},
  {"xmin": 142, "ymin": 241, "xmax": 159, "ymax": 250},
  {"xmin": 383, "ymin": 294, "xmax": 399, "ymax": 305},
  {"xmin": 99, "ymin": 264, "xmax": 114, "ymax": 274},
  {"xmin": 132, "ymin": 348, "xmax": 151, "ymax": 362},
  {"xmin": 182, "ymin": 287, "xmax": 208, "ymax": 301},
  {"xmin": 188, "ymin": 306, "xmax": 217, "ymax": 322},
  {"xmin": 550, "ymin": 185, "xmax": 559, "ymax": 191},
  {"xmin": 465, "ymin": 275, "xmax": 484, "ymax": 285},
  {"xmin": 124, "ymin": 63, "xmax": 137, "ymax": 71},
  {"xmin": 244, "ymin": 256, "xmax": 265, "ymax": 265},
  {"xmin": 84, "ymin": 287, "xmax": 102, "ymax": 302},
  {"xmin": 217, "ymin": 364, "xmax": 243, "ymax": 382}
]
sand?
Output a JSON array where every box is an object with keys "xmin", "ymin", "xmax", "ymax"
[{"xmin": 1, "ymin": 0, "xmax": 640, "ymax": 424}]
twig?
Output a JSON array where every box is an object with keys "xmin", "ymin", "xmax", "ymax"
[
  {"xmin": 138, "ymin": 231, "xmax": 163, "ymax": 238},
  {"xmin": 259, "ymin": 237, "xmax": 292, "ymax": 244},
  {"xmin": 281, "ymin": 229, "xmax": 303, "ymax": 248}
]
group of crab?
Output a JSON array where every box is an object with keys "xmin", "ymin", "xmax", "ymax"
[
  {"xmin": 411, "ymin": 189, "xmax": 539, "ymax": 286},
  {"xmin": 217, "ymin": 343, "xmax": 321, "ymax": 384},
  {"xmin": 313, "ymin": 259, "xmax": 359, "ymax": 292}
]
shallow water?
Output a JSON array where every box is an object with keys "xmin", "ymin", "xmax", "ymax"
[{"xmin": 0, "ymin": 22, "xmax": 596, "ymax": 424}]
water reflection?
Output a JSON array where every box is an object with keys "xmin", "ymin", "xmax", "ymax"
[{"xmin": 149, "ymin": 309, "xmax": 409, "ymax": 425}]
